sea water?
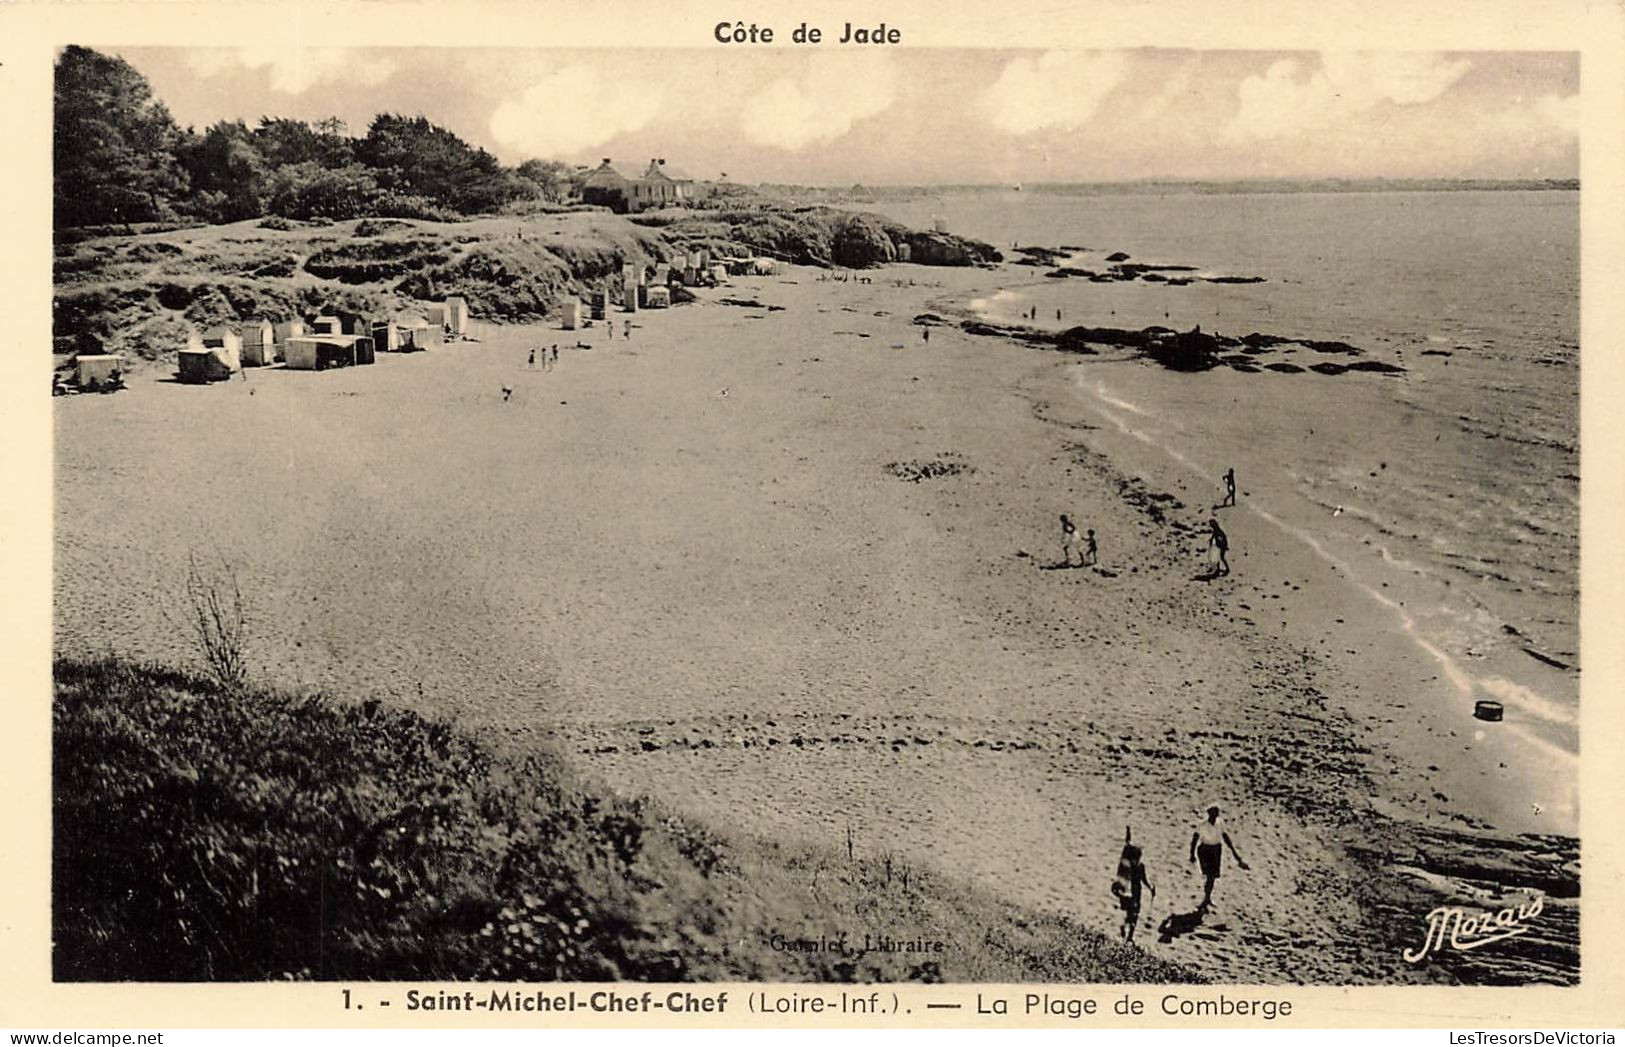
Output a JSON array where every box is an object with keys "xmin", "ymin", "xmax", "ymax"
[{"xmin": 875, "ymin": 187, "xmax": 1580, "ymax": 756}]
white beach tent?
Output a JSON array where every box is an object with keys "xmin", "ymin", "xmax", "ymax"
[
  {"xmin": 446, "ymin": 297, "xmax": 469, "ymax": 336},
  {"xmin": 75, "ymin": 354, "xmax": 124, "ymax": 387},
  {"xmin": 240, "ymin": 320, "xmax": 275, "ymax": 367},
  {"xmin": 394, "ymin": 313, "xmax": 433, "ymax": 351}
]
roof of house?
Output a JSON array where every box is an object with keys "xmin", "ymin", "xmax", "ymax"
[
  {"xmin": 583, "ymin": 160, "xmax": 636, "ymax": 186},
  {"xmin": 642, "ymin": 160, "xmax": 695, "ymax": 182}
]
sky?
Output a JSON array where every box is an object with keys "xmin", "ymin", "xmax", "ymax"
[{"xmin": 114, "ymin": 47, "xmax": 1580, "ymax": 184}]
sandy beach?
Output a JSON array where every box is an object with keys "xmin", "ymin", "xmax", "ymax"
[{"xmin": 54, "ymin": 260, "xmax": 1578, "ymax": 984}]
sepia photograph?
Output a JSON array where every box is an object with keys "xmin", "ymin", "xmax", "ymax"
[{"xmin": 35, "ymin": 24, "xmax": 1599, "ymax": 1014}]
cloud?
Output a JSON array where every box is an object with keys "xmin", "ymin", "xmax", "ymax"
[
  {"xmin": 1469, "ymin": 93, "xmax": 1580, "ymax": 165},
  {"xmin": 1228, "ymin": 52, "xmax": 1472, "ymax": 141},
  {"xmin": 739, "ymin": 54, "xmax": 899, "ymax": 150},
  {"xmin": 1531, "ymin": 93, "xmax": 1580, "ymax": 136},
  {"xmin": 976, "ymin": 51, "xmax": 1132, "ymax": 135},
  {"xmin": 185, "ymin": 47, "xmax": 396, "ymax": 94},
  {"xmin": 1132, "ymin": 57, "xmax": 1200, "ymax": 124},
  {"xmin": 490, "ymin": 65, "xmax": 665, "ymax": 157}
]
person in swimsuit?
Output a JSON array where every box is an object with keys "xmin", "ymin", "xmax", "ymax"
[
  {"xmin": 1208, "ymin": 517, "xmax": 1230, "ymax": 576},
  {"xmin": 1189, "ymin": 805, "xmax": 1249, "ymax": 911},
  {"xmin": 528, "ymin": 348, "xmax": 536, "ymax": 370},
  {"xmin": 1111, "ymin": 827, "xmax": 1155, "ymax": 942},
  {"xmin": 1222, "ymin": 467, "xmax": 1236, "ymax": 508},
  {"xmin": 1085, "ymin": 529, "xmax": 1098, "ymax": 566},
  {"xmin": 1060, "ymin": 514, "xmax": 1081, "ymax": 567}
]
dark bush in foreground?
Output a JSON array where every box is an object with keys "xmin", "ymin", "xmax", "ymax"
[{"xmin": 53, "ymin": 656, "xmax": 1197, "ymax": 984}]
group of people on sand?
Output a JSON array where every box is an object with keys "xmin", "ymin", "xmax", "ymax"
[
  {"xmin": 526, "ymin": 344, "xmax": 561, "ymax": 371},
  {"xmin": 1111, "ymin": 806, "xmax": 1251, "ymax": 943},
  {"xmin": 1206, "ymin": 466, "xmax": 1236, "ymax": 576},
  {"xmin": 1058, "ymin": 514, "xmax": 1098, "ymax": 568},
  {"xmin": 1060, "ymin": 468, "xmax": 1236, "ymax": 577}
]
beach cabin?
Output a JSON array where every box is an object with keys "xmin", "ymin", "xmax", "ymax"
[
  {"xmin": 332, "ymin": 314, "xmax": 376, "ymax": 364},
  {"xmin": 75, "ymin": 353, "xmax": 124, "ymax": 389},
  {"xmin": 273, "ymin": 319, "xmax": 305, "ymax": 344},
  {"xmin": 201, "ymin": 327, "xmax": 242, "ymax": 373},
  {"xmin": 240, "ymin": 320, "xmax": 275, "ymax": 367},
  {"xmin": 709, "ymin": 264, "xmax": 728, "ymax": 285},
  {"xmin": 446, "ymin": 297, "xmax": 469, "ymax": 337},
  {"xmin": 371, "ymin": 321, "xmax": 400, "ymax": 353},
  {"xmin": 896, "ymin": 243, "xmax": 912, "ymax": 263},
  {"xmin": 560, "ymin": 300, "xmax": 583, "ymax": 330},
  {"xmin": 177, "ymin": 349, "xmax": 218, "ymax": 383},
  {"xmin": 622, "ymin": 265, "xmax": 639, "ymax": 313},
  {"xmin": 282, "ymin": 336, "xmax": 321, "ymax": 370},
  {"xmin": 394, "ymin": 314, "xmax": 432, "ymax": 351},
  {"xmin": 312, "ymin": 316, "xmax": 342, "ymax": 336},
  {"xmin": 590, "ymin": 290, "xmax": 606, "ymax": 320},
  {"xmin": 284, "ymin": 334, "xmax": 361, "ymax": 370},
  {"xmin": 645, "ymin": 286, "xmax": 671, "ymax": 309},
  {"xmin": 932, "ymin": 216, "xmax": 949, "ymax": 233},
  {"xmin": 424, "ymin": 303, "xmax": 449, "ymax": 329},
  {"xmin": 177, "ymin": 347, "xmax": 234, "ymax": 383}
]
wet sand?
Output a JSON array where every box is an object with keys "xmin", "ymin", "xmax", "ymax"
[{"xmin": 54, "ymin": 263, "xmax": 1577, "ymax": 983}]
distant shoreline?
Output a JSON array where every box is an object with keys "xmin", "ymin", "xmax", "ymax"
[{"xmin": 764, "ymin": 178, "xmax": 1580, "ymax": 201}]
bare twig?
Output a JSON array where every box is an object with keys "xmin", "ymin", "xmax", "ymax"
[{"xmin": 181, "ymin": 552, "xmax": 250, "ymax": 690}]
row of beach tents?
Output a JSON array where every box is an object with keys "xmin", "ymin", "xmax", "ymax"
[
  {"xmin": 176, "ymin": 297, "xmax": 471, "ymax": 383},
  {"xmin": 70, "ymin": 251, "xmax": 785, "ymax": 390}
]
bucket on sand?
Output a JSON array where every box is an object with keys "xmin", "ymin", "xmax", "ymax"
[{"xmin": 1473, "ymin": 700, "xmax": 1504, "ymax": 723}]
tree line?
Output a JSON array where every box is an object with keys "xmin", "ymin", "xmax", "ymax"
[{"xmin": 54, "ymin": 46, "xmax": 581, "ymax": 230}]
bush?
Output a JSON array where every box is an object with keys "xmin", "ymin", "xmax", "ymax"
[
  {"xmin": 353, "ymin": 218, "xmax": 416, "ymax": 238},
  {"xmin": 267, "ymin": 162, "xmax": 383, "ymax": 221},
  {"xmin": 304, "ymin": 237, "xmax": 451, "ymax": 284},
  {"xmin": 52, "ymin": 656, "xmax": 1202, "ymax": 984}
]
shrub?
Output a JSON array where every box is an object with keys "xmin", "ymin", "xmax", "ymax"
[{"xmin": 52, "ymin": 657, "xmax": 1202, "ymax": 984}]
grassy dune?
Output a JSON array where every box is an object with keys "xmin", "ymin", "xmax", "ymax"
[
  {"xmin": 51, "ymin": 206, "xmax": 999, "ymax": 364},
  {"xmin": 52, "ymin": 656, "xmax": 1196, "ymax": 983}
]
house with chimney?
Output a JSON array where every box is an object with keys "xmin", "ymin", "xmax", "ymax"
[{"xmin": 580, "ymin": 158, "xmax": 698, "ymax": 213}]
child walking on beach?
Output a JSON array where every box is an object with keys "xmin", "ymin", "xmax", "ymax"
[
  {"xmin": 1112, "ymin": 827, "xmax": 1155, "ymax": 942},
  {"xmin": 1222, "ymin": 467, "xmax": 1236, "ymax": 508},
  {"xmin": 1085, "ymin": 528, "xmax": 1098, "ymax": 566}
]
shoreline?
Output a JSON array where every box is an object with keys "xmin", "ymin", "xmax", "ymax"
[
  {"xmin": 53, "ymin": 260, "xmax": 1577, "ymax": 983},
  {"xmin": 935, "ymin": 267, "xmax": 1579, "ymax": 838}
]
